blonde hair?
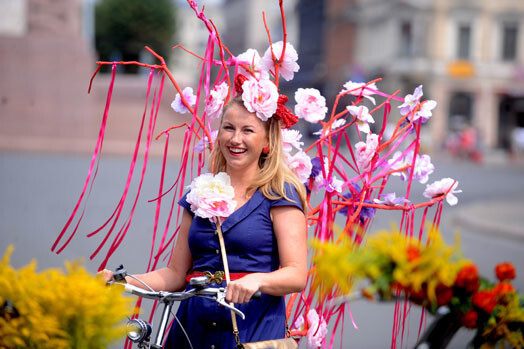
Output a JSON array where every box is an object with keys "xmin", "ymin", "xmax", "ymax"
[{"xmin": 210, "ymin": 97, "xmax": 307, "ymax": 210}]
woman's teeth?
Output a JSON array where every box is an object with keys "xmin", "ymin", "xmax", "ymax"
[{"xmin": 229, "ymin": 148, "xmax": 246, "ymax": 154}]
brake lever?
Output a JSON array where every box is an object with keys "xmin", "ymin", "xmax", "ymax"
[{"xmin": 215, "ymin": 288, "xmax": 246, "ymax": 320}]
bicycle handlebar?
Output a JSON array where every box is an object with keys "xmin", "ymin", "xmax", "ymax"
[{"xmin": 111, "ymin": 281, "xmax": 248, "ymax": 320}]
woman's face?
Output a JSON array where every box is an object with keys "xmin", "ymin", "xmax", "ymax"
[{"xmin": 218, "ymin": 103, "xmax": 269, "ymax": 174}]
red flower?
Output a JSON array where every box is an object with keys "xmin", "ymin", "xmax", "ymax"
[
  {"xmin": 472, "ymin": 290, "xmax": 497, "ymax": 314},
  {"xmin": 435, "ymin": 284, "xmax": 453, "ymax": 306},
  {"xmin": 495, "ymin": 262, "xmax": 516, "ymax": 282},
  {"xmin": 408, "ymin": 285, "xmax": 427, "ymax": 306},
  {"xmin": 461, "ymin": 310, "xmax": 478, "ymax": 328},
  {"xmin": 455, "ymin": 264, "xmax": 480, "ymax": 293}
]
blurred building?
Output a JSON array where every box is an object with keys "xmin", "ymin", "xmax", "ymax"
[
  {"xmin": 0, "ymin": 0, "xmax": 97, "ymax": 152},
  {"xmin": 337, "ymin": 0, "xmax": 524, "ymax": 151}
]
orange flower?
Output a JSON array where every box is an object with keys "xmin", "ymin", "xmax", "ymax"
[
  {"xmin": 492, "ymin": 282, "xmax": 515, "ymax": 300},
  {"xmin": 455, "ymin": 264, "xmax": 480, "ymax": 294},
  {"xmin": 495, "ymin": 262, "xmax": 516, "ymax": 282},
  {"xmin": 472, "ymin": 290, "xmax": 497, "ymax": 314},
  {"xmin": 406, "ymin": 244, "xmax": 420, "ymax": 262},
  {"xmin": 461, "ymin": 310, "xmax": 478, "ymax": 328}
]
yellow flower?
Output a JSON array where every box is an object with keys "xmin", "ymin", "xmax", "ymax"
[{"xmin": 0, "ymin": 245, "xmax": 132, "ymax": 348}]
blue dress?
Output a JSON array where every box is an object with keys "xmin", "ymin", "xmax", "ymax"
[{"xmin": 165, "ymin": 184, "xmax": 303, "ymax": 349}]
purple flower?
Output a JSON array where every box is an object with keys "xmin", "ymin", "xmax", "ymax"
[
  {"xmin": 373, "ymin": 192, "xmax": 410, "ymax": 206},
  {"xmin": 310, "ymin": 157, "xmax": 322, "ymax": 178},
  {"xmin": 388, "ymin": 151, "xmax": 434, "ymax": 184},
  {"xmin": 195, "ymin": 130, "xmax": 218, "ymax": 153},
  {"xmin": 360, "ymin": 200, "xmax": 376, "ymax": 220},
  {"xmin": 171, "ymin": 87, "xmax": 197, "ymax": 114},
  {"xmin": 399, "ymin": 85, "xmax": 423, "ymax": 116}
]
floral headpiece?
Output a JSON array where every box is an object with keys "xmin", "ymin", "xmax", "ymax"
[{"xmin": 234, "ymin": 74, "xmax": 298, "ymax": 129}]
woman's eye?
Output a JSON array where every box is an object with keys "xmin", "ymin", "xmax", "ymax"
[
  {"xmin": 223, "ymin": 125, "xmax": 234, "ymax": 130},
  {"xmin": 244, "ymin": 129, "xmax": 254, "ymax": 133}
]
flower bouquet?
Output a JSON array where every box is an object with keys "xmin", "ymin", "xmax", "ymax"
[
  {"xmin": 311, "ymin": 228, "xmax": 524, "ymax": 349},
  {"xmin": 185, "ymin": 172, "xmax": 237, "ymax": 279},
  {"xmin": 0, "ymin": 246, "xmax": 131, "ymax": 349}
]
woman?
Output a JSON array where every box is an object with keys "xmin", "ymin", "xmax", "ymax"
[{"xmin": 101, "ymin": 95, "xmax": 308, "ymax": 348}]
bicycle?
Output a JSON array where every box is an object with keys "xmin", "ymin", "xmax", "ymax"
[{"xmin": 109, "ymin": 265, "xmax": 259, "ymax": 349}]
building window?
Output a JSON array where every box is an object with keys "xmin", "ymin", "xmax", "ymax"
[
  {"xmin": 457, "ymin": 24, "xmax": 471, "ymax": 60},
  {"xmin": 399, "ymin": 20, "xmax": 413, "ymax": 57},
  {"xmin": 501, "ymin": 22, "xmax": 519, "ymax": 61},
  {"xmin": 449, "ymin": 92, "xmax": 474, "ymax": 131}
]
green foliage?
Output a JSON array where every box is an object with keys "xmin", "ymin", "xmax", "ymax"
[{"xmin": 95, "ymin": 0, "xmax": 176, "ymax": 73}]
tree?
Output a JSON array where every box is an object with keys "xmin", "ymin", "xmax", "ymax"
[{"xmin": 95, "ymin": 0, "xmax": 176, "ymax": 73}]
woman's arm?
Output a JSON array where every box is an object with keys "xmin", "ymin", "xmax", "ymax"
[
  {"xmin": 99, "ymin": 209, "xmax": 194, "ymax": 292},
  {"xmin": 225, "ymin": 205, "xmax": 307, "ymax": 303}
]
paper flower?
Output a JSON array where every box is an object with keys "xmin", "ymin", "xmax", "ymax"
[
  {"xmin": 373, "ymin": 192, "xmax": 410, "ymax": 206},
  {"xmin": 171, "ymin": 86, "xmax": 197, "ymax": 114},
  {"xmin": 286, "ymin": 151, "xmax": 313, "ymax": 183},
  {"xmin": 341, "ymin": 80, "xmax": 378, "ymax": 105},
  {"xmin": 306, "ymin": 309, "xmax": 328, "ymax": 349},
  {"xmin": 347, "ymin": 105, "xmax": 375, "ymax": 134},
  {"xmin": 195, "ymin": 130, "xmax": 218, "ymax": 153},
  {"xmin": 388, "ymin": 151, "xmax": 434, "ymax": 184},
  {"xmin": 355, "ymin": 133, "xmax": 379, "ymax": 173},
  {"xmin": 236, "ymin": 48, "xmax": 269, "ymax": 80},
  {"xmin": 261, "ymin": 41, "xmax": 300, "ymax": 81},
  {"xmin": 205, "ymin": 82, "xmax": 229, "ymax": 120},
  {"xmin": 423, "ymin": 177, "xmax": 462, "ymax": 206},
  {"xmin": 398, "ymin": 85, "xmax": 436, "ymax": 123},
  {"xmin": 241, "ymin": 77, "xmax": 279, "ymax": 121},
  {"xmin": 294, "ymin": 88, "xmax": 328, "ymax": 123},
  {"xmin": 313, "ymin": 119, "xmax": 346, "ymax": 137},
  {"xmin": 416, "ymin": 100, "xmax": 437, "ymax": 123},
  {"xmin": 186, "ymin": 172, "xmax": 237, "ymax": 221},
  {"xmin": 399, "ymin": 85, "xmax": 423, "ymax": 116},
  {"xmin": 281, "ymin": 129, "xmax": 304, "ymax": 154},
  {"xmin": 292, "ymin": 309, "xmax": 328, "ymax": 349},
  {"xmin": 315, "ymin": 175, "xmax": 343, "ymax": 194}
]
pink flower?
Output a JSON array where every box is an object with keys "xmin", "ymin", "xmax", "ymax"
[
  {"xmin": 281, "ymin": 129, "xmax": 304, "ymax": 154},
  {"xmin": 236, "ymin": 48, "xmax": 269, "ymax": 80},
  {"xmin": 294, "ymin": 88, "xmax": 328, "ymax": 123},
  {"xmin": 195, "ymin": 130, "xmax": 218, "ymax": 153},
  {"xmin": 186, "ymin": 172, "xmax": 237, "ymax": 221},
  {"xmin": 423, "ymin": 177, "xmax": 462, "ymax": 206},
  {"xmin": 355, "ymin": 133, "xmax": 379, "ymax": 172},
  {"xmin": 205, "ymin": 82, "xmax": 229, "ymax": 120},
  {"xmin": 306, "ymin": 309, "xmax": 328, "ymax": 349},
  {"xmin": 260, "ymin": 41, "xmax": 300, "ymax": 81},
  {"xmin": 286, "ymin": 151, "xmax": 312, "ymax": 183},
  {"xmin": 347, "ymin": 105, "xmax": 375, "ymax": 134},
  {"xmin": 241, "ymin": 77, "xmax": 278, "ymax": 121},
  {"xmin": 171, "ymin": 86, "xmax": 197, "ymax": 114},
  {"xmin": 341, "ymin": 81, "xmax": 379, "ymax": 105}
]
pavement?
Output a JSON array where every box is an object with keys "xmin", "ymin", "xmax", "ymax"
[
  {"xmin": 452, "ymin": 198, "xmax": 524, "ymax": 242},
  {"xmin": 449, "ymin": 150, "xmax": 524, "ymax": 242}
]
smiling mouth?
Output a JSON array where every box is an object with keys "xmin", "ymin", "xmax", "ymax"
[{"xmin": 228, "ymin": 147, "xmax": 247, "ymax": 155}]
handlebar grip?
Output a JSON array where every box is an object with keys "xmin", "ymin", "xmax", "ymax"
[{"xmin": 251, "ymin": 291, "xmax": 262, "ymax": 300}]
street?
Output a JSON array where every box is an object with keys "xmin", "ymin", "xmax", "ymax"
[{"xmin": 1, "ymin": 150, "xmax": 523, "ymax": 348}]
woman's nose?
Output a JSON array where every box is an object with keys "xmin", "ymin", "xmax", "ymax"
[{"xmin": 230, "ymin": 131, "xmax": 241, "ymax": 144}]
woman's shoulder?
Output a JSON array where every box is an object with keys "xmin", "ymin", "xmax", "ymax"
[{"xmin": 267, "ymin": 182, "xmax": 303, "ymax": 211}]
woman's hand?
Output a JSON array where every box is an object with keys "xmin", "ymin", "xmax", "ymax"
[
  {"xmin": 98, "ymin": 269, "xmax": 114, "ymax": 284},
  {"xmin": 226, "ymin": 273, "xmax": 264, "ymax": 303}
]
